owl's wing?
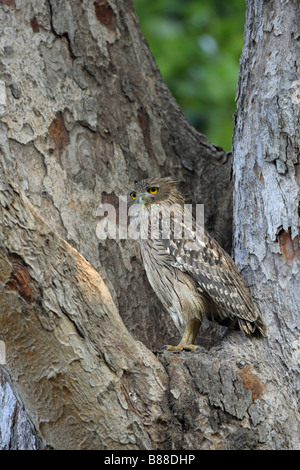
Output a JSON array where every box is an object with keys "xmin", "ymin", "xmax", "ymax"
[{"xmin": 160, "ymin": 212, "xmax": 264, "ymax": 335}]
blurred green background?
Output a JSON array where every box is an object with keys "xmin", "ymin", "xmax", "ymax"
[{"xmin": 133, "ymin": 0, "xmax": 245, "ymax": 152}]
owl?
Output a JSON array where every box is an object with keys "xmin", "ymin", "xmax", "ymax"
[{"xmin": 128, "ymin": 177, "xmax": 266, "ymax": 351}]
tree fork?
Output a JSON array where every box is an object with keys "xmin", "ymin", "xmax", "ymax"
[{"xmin": 1, "ymin": 175, "xmax": 299, "ymax": 450}]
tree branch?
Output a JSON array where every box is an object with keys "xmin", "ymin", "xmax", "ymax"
[{"xmin": 0, "ymin": 173, "xmax": 169, "ymax": 449}]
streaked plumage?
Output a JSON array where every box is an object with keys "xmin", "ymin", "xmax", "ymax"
[{"xmin": 128, "ymin": 177, "xmax": 266, "ymax": 351}]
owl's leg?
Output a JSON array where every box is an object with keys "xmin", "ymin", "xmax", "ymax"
[
  {"xmin": 162, "ymin": 318, "xmax": 202, "ymax": 352},
  {"xmin": 188, "ymin": 318, "xmax": 201, "ymax": 345}
]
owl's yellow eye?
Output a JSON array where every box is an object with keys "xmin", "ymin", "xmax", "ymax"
[
  {"xmin": 130, "ymin": 192, "xmax": 137, "ymax": 200},
  {"xmin": 148, "ymin": 187, "xmax": 158, "ymax": 195}
]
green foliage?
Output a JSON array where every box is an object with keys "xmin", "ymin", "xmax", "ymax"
[{"xmin": 133, "ymin": 0, "xmax": 245, "ymax": 151}]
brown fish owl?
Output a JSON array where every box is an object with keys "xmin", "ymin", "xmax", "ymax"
[{"xmin": 128, "ymin": 177, "xmax": 266, "ymax": 351}]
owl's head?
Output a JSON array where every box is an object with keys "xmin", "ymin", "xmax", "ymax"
[{"xmin": 128, "ymin": 177, "xmax": 184, "ymax": 209}]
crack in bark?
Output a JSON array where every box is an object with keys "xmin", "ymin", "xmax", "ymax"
[{"xmin": 47, "ymin": 0, "xmax": 77, "ymax": 60}]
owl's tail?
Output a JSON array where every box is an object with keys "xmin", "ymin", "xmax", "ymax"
[{"xmin": 238, "ymin": 315, "xmax": 266, "ymax": 337}]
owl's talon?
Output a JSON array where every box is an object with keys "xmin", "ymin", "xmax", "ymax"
[
  {"xmin": 159, "ymin": 344, "xmax": 203, "ymax": 352},
  {"xmin": 183, "ymin": 345, "xmax": 205, "ymax": 352},
  {"xmin": 182, "ymin": 344, "xmax": 203, "ymax": 352}
]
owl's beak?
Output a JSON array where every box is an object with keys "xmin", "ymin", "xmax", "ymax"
[{"xmin": 138, "ymin": 194, "xmax": 150, "ymax": 206}]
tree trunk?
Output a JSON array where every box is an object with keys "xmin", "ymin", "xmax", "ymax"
[
  {"xmin": 0, "ymin": 0, "xmax": 299, "ymax": 450},
  {"xmin": 231, "ymin": 0, "xmax": 300, "ymax": 448}
]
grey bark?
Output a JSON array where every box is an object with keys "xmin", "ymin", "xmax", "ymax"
[
  {"xmin": 232, "ymin": 0, "xmax": 300, "ymax": 447},
  {"xmin": 0, "ymin": 367, "xmax": 44, "ymax": 449},
  {"xmin": 0, "ymin": 0, "xmax": 299, "ymax": 450}
]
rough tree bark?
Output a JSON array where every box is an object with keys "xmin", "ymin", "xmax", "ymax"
[
  {"xmin": 231, "ymin": 0, "xmax": 300, "ymax": 446},
  {"xmin": 0, "ymin": 0, "xmax": 299, "ymax": 450},
  {"xmin": 0, "ymin": 0, "xmax": 232, "ymax": 449}
]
